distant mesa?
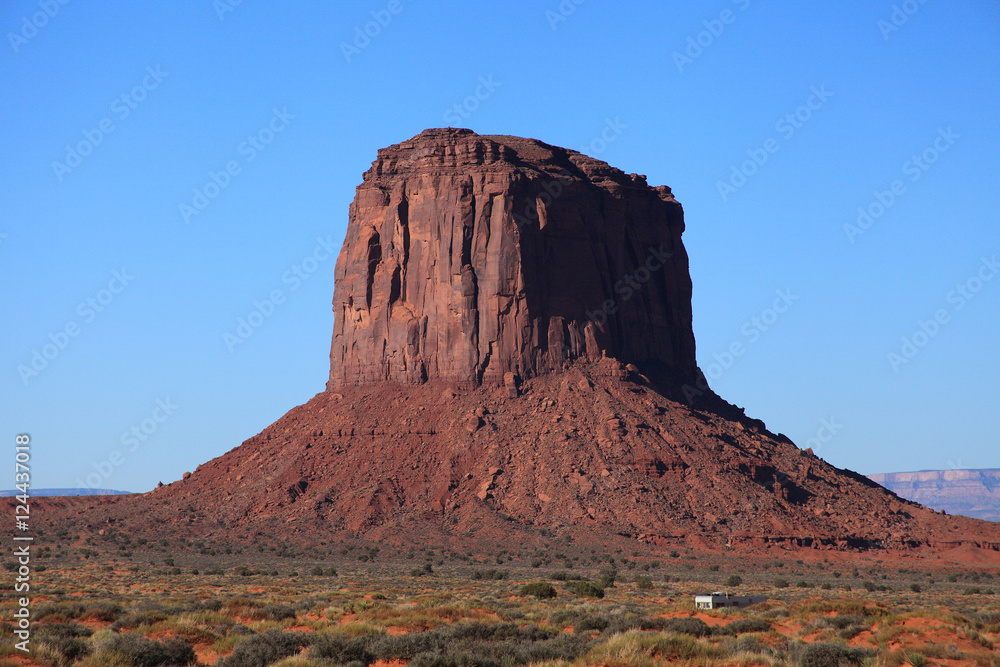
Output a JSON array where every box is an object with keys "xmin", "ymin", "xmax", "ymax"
[
  {"xmin": 0, "ymin": 488, "xmax": 131, "ymax": 497},
  {"xmin": 870, "ymin": 469, "xmax": 1000, "ymax": 523}
]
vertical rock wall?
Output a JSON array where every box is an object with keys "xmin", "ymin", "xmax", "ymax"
[{"xmin": 328, "ymin": 128, "xmax": 697, "ymax": 389}]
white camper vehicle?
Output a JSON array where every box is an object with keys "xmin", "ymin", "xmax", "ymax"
[{"xmin": 694, "ymin": 592, "xmax": 766, "ymax": 610}]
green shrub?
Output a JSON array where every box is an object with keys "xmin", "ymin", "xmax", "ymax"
[
  {"xmin": 519, "ymin": 582, "xmax": 557, "ymax": 599},
  {"xmin": 567, "ymin": 581, "xmax": 604, "ymax": 598},
  {"xmin": 111, "ymin": 610, "xmax": 168, "ymax": 631},
  {"xmin": 471, "ymin": 569, "xmax": 507, "ymax": 581},
  {"xmin": 635, "ymin": 575, "xmax": 654, "ymax": 590},
  {"xmin": 98, "ymin": 633, "xmax": 196, "ymax": 667},
  {"xmin": 263, "ymin": 604, "xmax": 296, "ymax": 621},
  {"xmin": 36, "ymin": 623, "xmax": 94, "ymax": 665},
  {"xmin": 716, "ymin": 618, "xmax": 772, "ymax": 635},
  {"xmin": 724, "ymin": 575, "xmax": 743, "ymax": 587},
  {"xmin": 410, "ymin": 563, "xmax": 434, "ymax": 577},
  {"xmin": 218, "ymin": 630, "xmax": 311, "ymax": 667},
  {"xmin": 38, "ymin": 623, "xmax": 92, "ymax": 640},
  {"xmin": 662, "ymin": 617, "xmax": 711, "ymax": 637},
  {"xmin": 85, "ymin": 602, "xmax": 124, "ymax": 622},
  {"xmin": 774, "ymin": 578, "xmax": 789, "ymax": 588},
  {"xmin": 574, "ymin": 615, "xmax": 609, "ymax": 633},
  {"xmin": 828, "ymin": 615, "xmax": 864, "ymax": 629},
  {"xmin": 309, "ymin": 634, "xmax": 374, "ymax": 665},
  {"xmin": 345, "ymin": 622, "xmax": 589, "ymax": 665},
  {"xmin": 795, "ymin": 642, "xmax": 873, "ymax": 667},
  {"xmin": 38, "ymin": 635, "xmax": 91, "ymax": 664}
]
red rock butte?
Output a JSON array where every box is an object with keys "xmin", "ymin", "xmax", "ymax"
[
  {"xmin": 328, "ymin": 127, "xmax": 696, "ymax": 390},
  {"xmin": 29, "ymin": 129, "xmax": 1000, "ymax": 562}
]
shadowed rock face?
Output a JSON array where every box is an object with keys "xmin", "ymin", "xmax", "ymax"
[{"xmin": 327, "ymin": 128, "xmax": 697, "ymax": 389}]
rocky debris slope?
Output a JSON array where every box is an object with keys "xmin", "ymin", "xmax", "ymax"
[{"xmin": 41, "ymin": 363, "xmax": 1000, "ymax": 558}]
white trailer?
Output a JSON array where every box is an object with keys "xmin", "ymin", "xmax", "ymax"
[{"xmin": 694, "ymin": 592, "xmax": 766, "ymax": 609}]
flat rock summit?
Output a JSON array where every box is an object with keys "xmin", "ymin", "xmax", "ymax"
[{"xmin": 37, "ymin": 129, "xmax": 1000, "ymax": 561}]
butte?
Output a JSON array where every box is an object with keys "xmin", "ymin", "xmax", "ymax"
[{"xmin": 35, "ymin": 129, "xmax": 1000, "ymax": 561}]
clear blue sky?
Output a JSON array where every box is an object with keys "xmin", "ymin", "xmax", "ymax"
[{"xmin": 3, "ymin": 1, "xmax": 998, "ymax": 492}]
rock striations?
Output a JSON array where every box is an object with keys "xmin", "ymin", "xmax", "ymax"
[
  {"xmin": 870, "ymin": 469, "xmax": 1000, "ymax": 523},
  {"xmin": 29, "ymin": 129, "xmax": 1000, "ymax": 561},
  {"xmin": 328, "ymin": 128, "xmax": 697, "ymax": 390}
]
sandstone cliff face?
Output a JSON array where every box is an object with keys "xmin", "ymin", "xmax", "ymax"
[
  {"xmin": 870, "ymin": 470, "xmax": 1000, "ymax": 522},
  {"xmin": 327, "ymin": 128, "xmax": 696, "ymax": 389}
]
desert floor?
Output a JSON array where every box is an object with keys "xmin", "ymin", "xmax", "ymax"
[{"xmin": 3, "ymin": 540, "xmax": 998, "ymax": 667}]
